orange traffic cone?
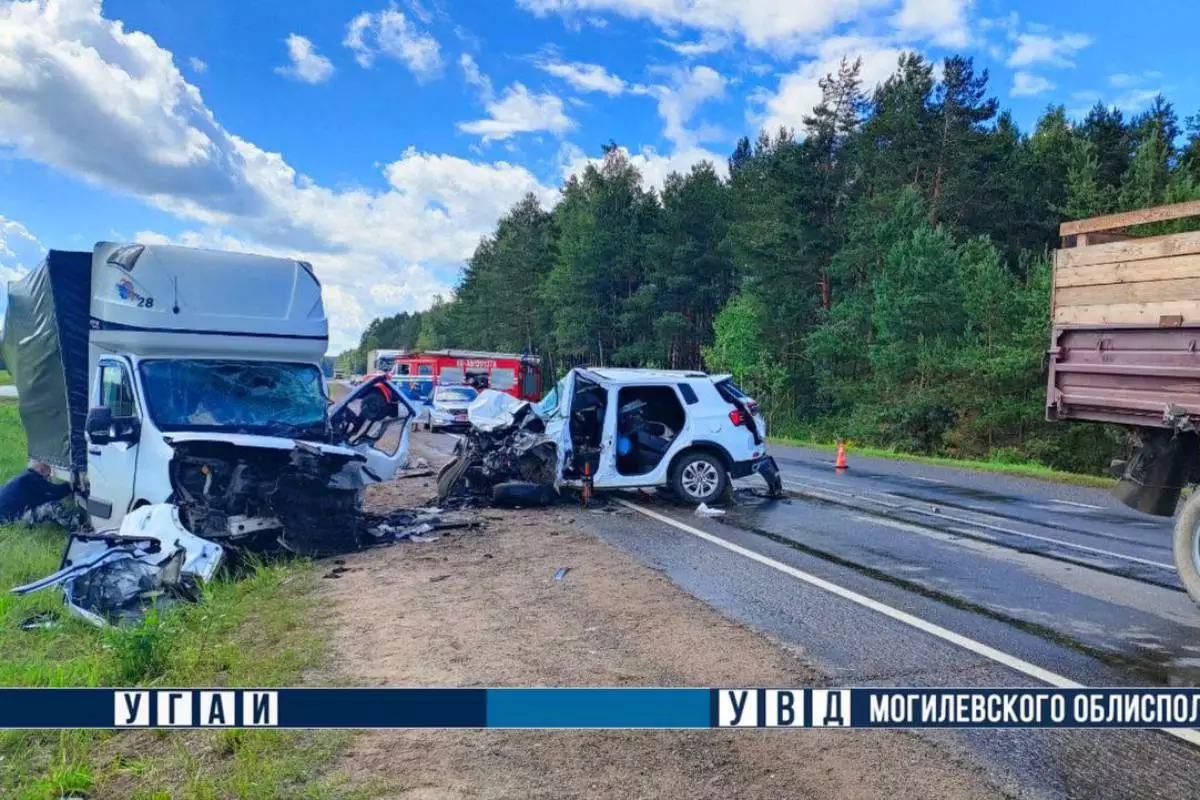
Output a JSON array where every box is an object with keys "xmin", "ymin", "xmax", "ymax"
[{"xmin": 835, "ymin": 441, "xmax": 849, "ymax": 471}]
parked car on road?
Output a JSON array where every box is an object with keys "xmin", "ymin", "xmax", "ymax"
[{"xmin": 422, "ymin": 385, "xmax": 480, "ymax": 432}]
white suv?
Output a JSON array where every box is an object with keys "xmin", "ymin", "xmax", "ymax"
[{"xmin": 535, "ymin": 368, "xmax": 782, "ymax": 504}]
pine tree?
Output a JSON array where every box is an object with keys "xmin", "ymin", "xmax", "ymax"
[
  {"xmin": 1061, "ymin": 138, "xmax": 1114, "ymax": 219},
  {"xmin": 1079, "ymin": 103, "xmax": 1131, "ymax": 192},
  {"xmin": 928, "ymin": 56, "xmax": 999, "ymax": 227}
]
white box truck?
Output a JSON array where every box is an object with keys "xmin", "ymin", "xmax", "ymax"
[{"xmin": 3, "ymin": 242, "xmax": 415, "ymax": 554}]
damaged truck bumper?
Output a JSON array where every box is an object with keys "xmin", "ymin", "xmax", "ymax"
[{"xmin": 12, "ymin": 504, "xmax": 224, "ymax": 626}]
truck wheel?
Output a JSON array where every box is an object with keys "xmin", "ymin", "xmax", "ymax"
[
  {"xmin": 672, "ymin": 451, "xmax": 729, "ymax": 505},
  {"xmin": 1172, "ymin": 490, "xmax": 1200, "ymax": 605}
]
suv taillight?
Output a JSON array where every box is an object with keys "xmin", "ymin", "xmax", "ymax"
[{"xmin": 729, "ymin": 409, "xmax": 746, "ymax": 426}]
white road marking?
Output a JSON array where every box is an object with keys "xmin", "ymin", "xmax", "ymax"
[
  {"xmin": 616, "ymin": 499, "xmax": 1200, "ymax": 747},
  {"xmin": 1049, "ymin": 499, "xmax": 1107, "ymax": 510},
  {"xmin": 781, "ymin": 479, "xmax": 1175, "ymax": 571},
  {"xmin": 914, "ymin": 476, "xmax": 947, "ymax": 484}
]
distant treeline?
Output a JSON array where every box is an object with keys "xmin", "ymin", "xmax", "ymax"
[{"xmin": 340, "ymin": 53, "xmax": 1200, "ymax": 473}]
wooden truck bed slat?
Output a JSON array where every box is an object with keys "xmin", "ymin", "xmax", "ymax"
[{"xmin": 1048, "ymin": 202, "xmax": 1200, "ymax": 428}]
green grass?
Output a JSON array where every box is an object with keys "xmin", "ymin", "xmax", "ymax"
[
  {"xmin": 0, "ymin": 401, "xmax": 373, "ymax": 799},
  {"xmin": 770, "ymin": 435, "xmax": 1116, "ymax": 490},
  {"xmin": 0, "ymin": 369, "xmax": 13, "ymax": 386}
]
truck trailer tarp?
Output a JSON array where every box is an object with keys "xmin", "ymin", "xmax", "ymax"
[{"xmin": 2, "ymin": 250, "xmax": 92, "ymax": 472}]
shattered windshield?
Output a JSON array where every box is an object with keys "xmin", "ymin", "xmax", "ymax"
[
  {"xmin": 138, "ymin": 360, "xmax": 328, "ymax": 438},
  {"xmin": 534, "ymin": 377, "xmax": 567, "ymax": 420}
]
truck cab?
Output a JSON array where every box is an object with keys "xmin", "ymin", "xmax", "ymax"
[{"xmin": 5, "ymin": 242, "xmax": 414, "ymax": 548}]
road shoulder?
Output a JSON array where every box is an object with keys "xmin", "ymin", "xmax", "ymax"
[{"xmin": 316, "ymin": 437, "xmax": 1010, "ymax": 799}]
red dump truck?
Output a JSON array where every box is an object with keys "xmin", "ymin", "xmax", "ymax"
[{"xmin": 1046, "ymin": 200, "xmax": 1200, "ymax": 604}]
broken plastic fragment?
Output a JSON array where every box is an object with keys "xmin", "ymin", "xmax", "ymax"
[
  {"xmin": 19, "ymin": 610, "xmax": 60, "ymax": 631},
  {"xmin": 695, "ymin": 502, "xmax": 726, "ymax": 517}
]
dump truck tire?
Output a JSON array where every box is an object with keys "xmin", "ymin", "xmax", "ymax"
[{"xmin": 1172, "ymin": 489, "xmax": 1200, "ymax": 605}]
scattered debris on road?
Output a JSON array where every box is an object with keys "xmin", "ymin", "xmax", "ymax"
[
  {"xmin": 398, "ymin": 469, "xmax": 435, "ymax": 479},
  {"xmin": 694, "ymin": 502, "xmax": 726, "ymax": 517}
]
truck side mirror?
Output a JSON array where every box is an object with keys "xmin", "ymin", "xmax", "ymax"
[
  {"xmin": 86, "ymin": 407, "xmax": 113, "ymax": 445},
  {"xmin": 86, "ymin": 407, "xmax": 141, "ymax": 445}
]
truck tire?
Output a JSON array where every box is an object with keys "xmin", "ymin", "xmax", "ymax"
[
  {"xmin": 1172, "ymin": 489, "xmax": 1200, "ymax": 605},
  {"xmin": 671, "ymin": 451, "xmax": 729, "ymax": 505}
]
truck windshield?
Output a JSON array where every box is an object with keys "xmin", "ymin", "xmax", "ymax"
[{"xmin": 138, "ymin": 360, "xmax": 327, "ymax": 438}]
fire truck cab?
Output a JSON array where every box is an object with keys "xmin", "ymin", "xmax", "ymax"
[{"xmin": 384, "ymin": 350, "xmax": 542, "ymax": 402}]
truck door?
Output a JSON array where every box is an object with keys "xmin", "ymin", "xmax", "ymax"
[{"xmin": 85, "ymin": 358, "xmax": 142, "ymax": 529}]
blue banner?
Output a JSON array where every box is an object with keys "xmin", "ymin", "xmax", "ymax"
[{"xmin": 1, "ymin": 688, "xmax": 1198, "ymax": 730}]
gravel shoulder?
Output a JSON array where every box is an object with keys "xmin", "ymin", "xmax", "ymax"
[{"xmin": 318, "ymin": 434, "xmax": 1011, "ymax": 799}]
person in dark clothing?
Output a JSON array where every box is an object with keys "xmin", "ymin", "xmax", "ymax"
[{"xmin": 0, "ymin": 460, "xmax": 72, "ymax": 524}]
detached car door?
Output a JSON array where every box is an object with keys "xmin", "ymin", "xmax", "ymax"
[{"xmin": 85, "ymin": 358, "xmax": 142, "ymax": 529}]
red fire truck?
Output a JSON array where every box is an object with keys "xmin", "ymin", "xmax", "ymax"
[{"xmin": 379, "ymin": 350, "xmax": 542, "ymax": 402}]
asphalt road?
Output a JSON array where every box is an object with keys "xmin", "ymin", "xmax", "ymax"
[
  {"xmin": 422, "ymin": 430, "xmax": 1200, "ymax": 796},
  {"xmin": 579, "ymin": 442, "xmax": 1200, "ymax": 799}
]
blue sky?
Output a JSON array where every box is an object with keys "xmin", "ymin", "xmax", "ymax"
[{"xmin": 2, "ymin": 0, "xmax": 1198, "ymax": 351}]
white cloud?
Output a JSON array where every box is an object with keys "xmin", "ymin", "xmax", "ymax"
[
  {"xmin": 405, "ymin": 0, "xmax": 435, "ymax": 25},
  {"xmin": 188, "ymin": 56, "xmax": 207, "ymax": 73},
  {"xmin": 459, "ymin": 53, "xmax": 493, "ymax": 99},
  {"xmin": 657, "ymin": 35, "xmax": 729, "ymax": 57},
  {"xmin": 556, "ymin": 142, "xmax": 726, "ymax": 192},
  {"xmin": 0, "ymin": 0, "xmax": 555, "ymax": 350},
  {"xmin": 344, "ymin": 7, "xmax": 442, "ymax": 81},
  {"xmin": 1011, "ymin": 71, "xmax": 1054, "ymax": 97},
  {"xmin": 517, "ymin": 0, "xmax": 895, "ymax": 54},
  {"xmin": 1007, "ymin": 31, "xmax": 1091, "ymax": 68},
  {"xmin": 275, "ymin": 34, "xmax": 334, "ymax": 84},
  {"xmin": 458, "ymin": 83, "xmax": 575, "ymax": 142},
  {"xmin": 1070, "ymin": 69, "xmax": 1168, "ymax": 117},
  {"xmin": 1110, "ymin": 71, "xmax": 1162, "ymax": 89},
  {"xmin": 1071, "ymin": 87, "xmax": 1163, "ymax": 116},
  {"xmin": 892, "ymin": 0, "xmax": 971, "ymax": 48},
  {"xmin": 0, "ymin": 215, "xmax": 45, "ymax": 285},
  {"xmin": 753, "ymin": 39, "xmax": 904, "ymax": 135},
  {"xmin": 652, "ymin": 65, "xmax": 727, "ymax": 148},
  {"xmin": 536, "ymin": 59, "xmax": 628, "ymax": 96}
]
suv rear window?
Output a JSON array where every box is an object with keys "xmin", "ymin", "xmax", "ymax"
[
  {"xmin": 715, "ymin": 380, "xmax": 748, "ymax": 404},
  {"xmin": 678, "ymin": 383, "xmax": 698, "ymax": 405}
]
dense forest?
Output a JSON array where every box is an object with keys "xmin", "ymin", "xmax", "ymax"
[{"xmin": 339, "ymin": 52, "xmax": 1200, "ymax": 474}]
